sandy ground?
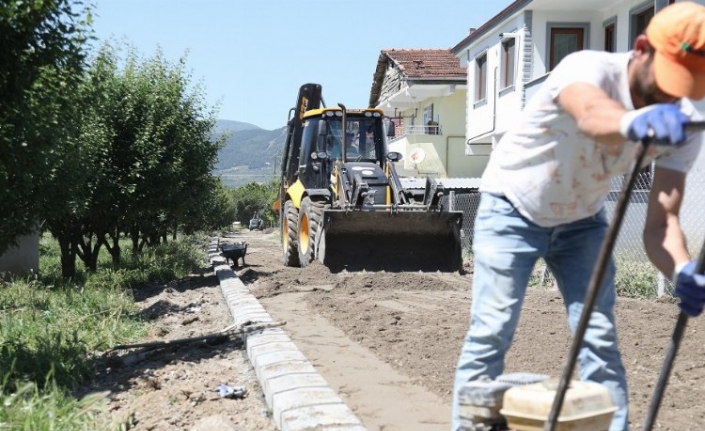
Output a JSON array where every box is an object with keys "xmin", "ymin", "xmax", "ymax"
[{"xmin": 82, "ymin": 229, "xmax": 705, "ymax": 430}]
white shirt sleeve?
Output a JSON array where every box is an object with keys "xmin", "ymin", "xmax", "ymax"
[{"xmin": 545, "ymin": 51, "xmax": 610, "ymax": 102}]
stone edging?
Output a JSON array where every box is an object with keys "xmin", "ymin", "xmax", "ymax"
[{"xmin": 209, "ymin": 238, "xmax": 367, "ymax": 431}]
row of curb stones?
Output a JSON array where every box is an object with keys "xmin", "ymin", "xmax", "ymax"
[{"xmin": 208, "ymin": 238, "xmax": 368, "ymax": 431}]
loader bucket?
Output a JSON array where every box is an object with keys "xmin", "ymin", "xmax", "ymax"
[{"xmin": 317, "ymin": 209, "xmax": 463, "ymax": 272}]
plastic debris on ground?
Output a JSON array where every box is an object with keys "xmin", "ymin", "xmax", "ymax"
[{"xmin": 215, "ymin": 383, "xmax": 248, "ymax": 399}]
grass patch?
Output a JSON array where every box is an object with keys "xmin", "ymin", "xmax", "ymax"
[
  {"xmin": 0, "ymin": 233, "xmax": 208, "ymax": 429},
  {"xmin": 526, "ymin": 257, "xmax": 659, "ymax": 299},
  {"xmin": 614, "ymin": 258, "xmax": 659, "ymax": 299},
  {"xmin": 0, "ymin": 378, "xmax": 107, "ymax": 430}
]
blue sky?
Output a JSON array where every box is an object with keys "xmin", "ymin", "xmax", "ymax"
[{"xmin": 91, "ymin": 0, "xmax": 512, "ymax": 131}]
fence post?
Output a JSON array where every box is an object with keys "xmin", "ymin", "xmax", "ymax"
[
  {"xmin": 449, "ymin": 191, "xmax": 456, "ymax": 212},
  {"xmin": 657, "ymin": 272, "xmax": 668, "ymax": 297}
]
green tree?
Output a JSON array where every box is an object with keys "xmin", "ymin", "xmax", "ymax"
[
  {"xmin": 42, "ymin": 42, "xmax": 226, "ymax": 277},
  {"xmin": 182, "ymin": 179, "xmax": 237, "ymax": 234},
  {"xmin": 108, "ymin": 49, "xmax": 224, "ymax": 251},
  {"xmin": 232, "ymin": 181, "xmax": 278, "ymax": 227},
  {"xmin": 42, "ymin": 44, "xmax": 115, "ymax": 277},
  {"xmin": 0, "ymin": 0, "xmax": 91, "ymax": 255}
]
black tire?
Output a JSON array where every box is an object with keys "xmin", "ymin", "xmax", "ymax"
[
  {"xmin": 297, "ymin": 197, "xmax": 325, "ymax": 267},
  {"xmin": 314, "ymin": 202, "xmax": 331, "ymax": 265},
  {"xmin": 282, "ymin": 200, "xmax": 300, "ymax": 266}
]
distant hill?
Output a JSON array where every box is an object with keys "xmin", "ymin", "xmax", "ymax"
[
  {"xmin": 212, "ymin": 119, "xmax": 261, "ymax": 134},
  {"xmin": 212, "ymin": 120, "xmax": 287, "ymax": 188}
]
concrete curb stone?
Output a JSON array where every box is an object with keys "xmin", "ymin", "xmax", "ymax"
[{"xmin": 209, "ymin": 238, "xmax": 368, "ymax": 431}]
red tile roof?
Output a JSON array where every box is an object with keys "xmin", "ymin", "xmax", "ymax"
[
  {"xmin": 383, "ymin": 48, "xmax": 466, "ymax": 78},
  {"xmin": 369, "ymin": 49, "xmax": 466, "ymax": 107}
]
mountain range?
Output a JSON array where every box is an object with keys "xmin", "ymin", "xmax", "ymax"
[{"xmin": 212, "ymin": 120, "xmax": 287, "ymax": 189}]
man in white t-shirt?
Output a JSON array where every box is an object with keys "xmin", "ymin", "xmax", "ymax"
[{"xmin": 452, "ymin": 3, "xmax": 705, "ymax": 431}]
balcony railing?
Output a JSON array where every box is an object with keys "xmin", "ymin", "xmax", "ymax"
[{"xmin": 392, "ymin": 123, "xmax": 443, "ymax": 138}]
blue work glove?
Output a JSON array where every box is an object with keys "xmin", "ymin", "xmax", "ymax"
[
  {"xmin": 620, "ymin": 104, "xmax": 688, "ymax": 145},
  {"xmin": 673, "ymin": 261, "xmax": 705, "ymax": 317}
]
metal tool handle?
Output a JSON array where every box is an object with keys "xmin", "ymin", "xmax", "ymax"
[
  {"xmin": 544, "ymin": 120, "xmax": 705, "ymax": 431},
  {"xmin": 639, "ymin": 119, "xmax": 705, "ymax": 430},
  {"xmin": 685, "ymin": 121, "xmax": 705, "ymax": 132},
  {"xmin": 543, "ymin": 139, "xmax": 651, "ymax": 431},
  {"xmin": 641, "ymin": 245, "xmax": 705, "ymax": 431}
]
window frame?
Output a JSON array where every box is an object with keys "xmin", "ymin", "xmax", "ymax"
[
  {"xmin": 629, "ymin": 2, "xmax": 654, "ymax": 47},
  {"xmin": 603, "ymin": 17, "xmax": 616, "ymax": 53},
  {"xmin": 547, "ymin": 25, "xmax": 587, "ymax": 70},
  {"xmin": 501, "ymin": 37, "xmax": 516, "ymax": 90},
  {"xmin": 474, "ymin": 52, "xmax": 488, "ymax": 103}
]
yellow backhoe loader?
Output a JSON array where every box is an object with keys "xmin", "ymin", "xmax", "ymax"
[{"xmin": 272, "ymin": 83, "xmax": 462, "ymax": 272}]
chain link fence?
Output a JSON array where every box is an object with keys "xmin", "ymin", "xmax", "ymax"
[{"xmin": 447, "ymin": 160, "xmax": 705, "ymax": 298}]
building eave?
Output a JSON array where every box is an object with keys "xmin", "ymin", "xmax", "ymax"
[
  {"xmin": 451, "ymin": 0, "xmax": 532, "ymax": 56},
  {"xmin": 377, "ymin": 82, "xmax": 467, "ymax": 110}
]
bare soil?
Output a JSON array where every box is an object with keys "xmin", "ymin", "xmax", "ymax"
[{"xmin": 83, "ymin": 229, "xmax": 705, "ymax": 430}]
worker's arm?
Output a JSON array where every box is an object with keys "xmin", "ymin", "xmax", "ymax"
[
  {"xmin": 559, "ymin": 82, "xmax": 689, "ymax": 147},
  {"xmin": 558, "ymin": 82, "xmax": 628, "ymax": 146},
  {"xmin": 643, "ymin": 166, "xmax": 691, "ymax": 278}
]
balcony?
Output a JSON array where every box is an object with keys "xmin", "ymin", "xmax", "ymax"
[{"xmin": 390, "ymin": 120, "xmax": 443, "ymax": 143}]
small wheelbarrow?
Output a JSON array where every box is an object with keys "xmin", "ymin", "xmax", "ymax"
[{"xmin": 220, "ymin": 242, "xmax": 247, "ymax": 267}]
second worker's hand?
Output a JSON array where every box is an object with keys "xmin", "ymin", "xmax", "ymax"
[{"xmin": 674, "ymin": 261, "xmax": 705, "ymax": 317}]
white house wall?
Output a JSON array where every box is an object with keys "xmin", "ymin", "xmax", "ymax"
[
  {"xmin": 0, "ymin": 233, "xmax": 39, "ymax": 275},
  {"xmin": 464, "ymin": 14, "xmax": 525, "ymax": 150},
  {"xmin": 529, "ymin": 10, "xmax": 602, "ymax": 76},
  {"xmin": 439, "ymin": 89, "xmax": 488, "ymax": 177},
  {"xmin": 529, "ymin": 1, "xmax": 666, "ymax": 77},
  {"xmin": 459, "ymin": 0, "xmax": 705, "ymax": 265},
  {"xmin": 464, "ymin": 0, "xmax": 689, "ymax": 156},
  {"xmin": 390, "ymin": 89, "xmax": 481, "ymax": 177}
]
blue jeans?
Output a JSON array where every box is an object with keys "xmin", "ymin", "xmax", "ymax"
[{"xmin": 452, "ymin": 193, "xmax": 628, "ymax": 431}]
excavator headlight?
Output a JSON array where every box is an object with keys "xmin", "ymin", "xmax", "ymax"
[{"xmin": 386, "ymin": 151, "xmax": 403, "ymax": 162}]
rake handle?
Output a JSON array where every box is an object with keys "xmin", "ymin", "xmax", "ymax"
[{"xmin": 641, "ymin": 245, "xmax": 705, "ymax": 431}]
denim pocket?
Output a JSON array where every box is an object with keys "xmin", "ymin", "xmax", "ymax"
[{"xmin": 477, "ymin": 193, "xmax": 518, "ymax": 218}]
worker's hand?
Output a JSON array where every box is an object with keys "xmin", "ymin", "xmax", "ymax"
[
  {"xmin": 673, "ymin": 261, "xmax": 705, "ymax": 317},
  {"xmin": 620, "ymin": 104, "xmax": 688, "ymax": 145}
]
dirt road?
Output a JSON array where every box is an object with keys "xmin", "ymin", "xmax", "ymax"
[
  {"xmin": 92, "ymin": 229, "xmax": 705, "ymax": 430},
  {"xmin": 238, "ymin": 229, "xmax": 705, "ymax": 430}
]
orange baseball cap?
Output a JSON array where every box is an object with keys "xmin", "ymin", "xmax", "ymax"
[{"xmin": 647, "ymin": 1, "xmax": 705, "ymax": 100}]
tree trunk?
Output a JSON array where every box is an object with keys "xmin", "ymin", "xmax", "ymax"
[
  {"xmin": 131, "ymin": 225, "xmax": 140, "ymax": 254},
  {"xmin": 76, "ymin": 233, "xmax": 101, "ymax": 272},
  {"xmin": 104, "ymin": 228, "xmax": 121, "ymax": 267},
  {"xmin": 58, "ymin": 235, "xmax": 77, "ymax": 279},
  {"xmin": 47, "ymin": 218, "xmax": 80, "ymax": 279}
]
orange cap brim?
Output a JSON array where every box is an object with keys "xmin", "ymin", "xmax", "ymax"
[{"xmin": 653, "ymin": 50, "xmax": 705, "ymax": 99}]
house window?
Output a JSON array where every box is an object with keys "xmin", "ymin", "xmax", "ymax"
[
  {"xmin": 604, "ymin": 22, "xmax": 616, "ymax": 52},
  {"xmin": 631, "ymin": 4, "xmax": 654, "ymax": 45},
  {"xmin": 475, "ymin": 53, "xmax": 487, "ymax": 102},
  {"xmin": 628, "ymin": 4, "xmax": 657, "ymax": 189},
  {"xmin": 549, "ymin": 27, "xmax": 584, "ymax": 70},
  {"xmin": 501, "ymin": 38, "xmax": 516, "ymax": 89}
]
